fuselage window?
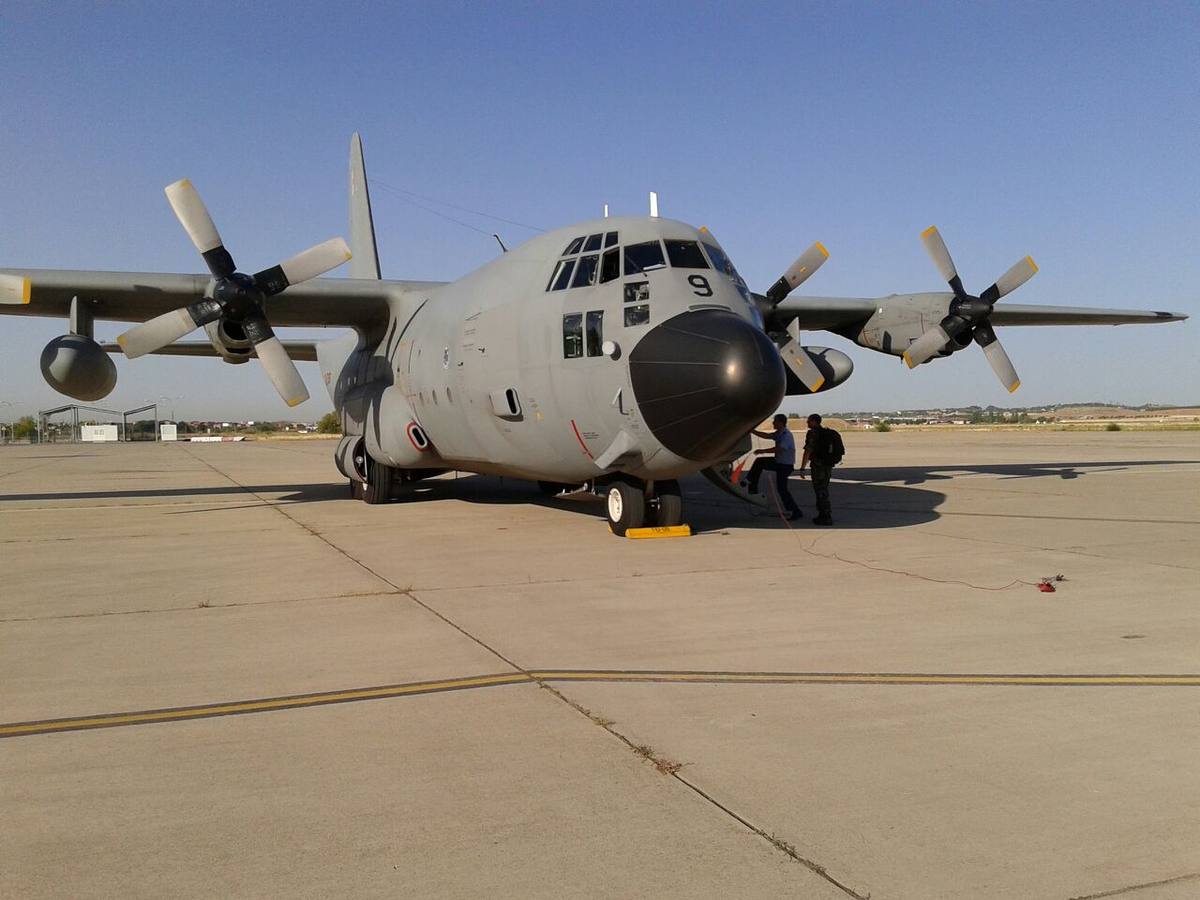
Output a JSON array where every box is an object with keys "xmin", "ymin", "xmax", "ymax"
[
  {"xmin": 665, "ymin": 239, "xmax": 710, "ymax": 269},
  {"xmin": 562, "ymin": 313, "xmax": 583, "ymax": 358},
  {"xmin": 586, "ymin": 310, "xmax": 604, "ymax": 356},
  {"xmin": 624, "ymin": 281, "xmax": 649, "ymax": 304},
  {"xmin": 583, "ymin": 233, "xmax": 603, "ymax": 252},
  {"xmin": 549, "ymin": 258, "xmax": 576, "ymax": 291},
  {"xmin": 604, "ymin": 231, "xmax": 618, "ymax": 247},
  {"xmin": 599, "ymin": 247, "xmax": 620, "ymax": 284},
  {"xmin": 563, "ymin": 236, "xmax": 585, "ymax": 255},
  {"xmin": 572, "ymin": 254, "xmax": 599, "ymax": 288},
  {"xmin": 624, "ymin": 304, "xmax": 650, "ymax": 327},
  {"xmin": 624, "ymin": 240, "xmax": 666, "ymax": 275}
]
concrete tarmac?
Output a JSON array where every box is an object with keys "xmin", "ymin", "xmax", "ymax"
[{"xmin": 2, "ymin": 431, "xmax": 1199, "ymax": 899}]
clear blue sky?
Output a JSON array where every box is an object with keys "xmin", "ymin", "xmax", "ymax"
[{"xmin": 2, "ymin": 1, "xmax": 1197, "ymax": 420}]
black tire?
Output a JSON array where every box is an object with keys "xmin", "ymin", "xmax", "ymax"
[
  {"xmin": 651, "ymin": 480, "xmax": 683, "ymax": 527},
  {"xmin": 362, "ymin": 457, "xmax": 393, "ymax": 505},
  {"xmin": 605, "ymin": 480, "xmax": 645, "ymax": 536},
  {"xmin": 349, "ymin": 478, "xmax": 364, "ymax": 500}
]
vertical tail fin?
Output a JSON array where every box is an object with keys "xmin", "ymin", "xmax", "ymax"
[{"xmin": 349, "ymin": 132, "xmax": 381, "ymax": 280}]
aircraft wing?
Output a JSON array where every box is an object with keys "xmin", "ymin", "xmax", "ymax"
[
  {"xmin": 776, "ymin": 295, "xmax": 1188, "ymax": 329},
  {"xmin": 988, "ymin": 304, "xmax": 1187, "ymax": 326},
  {"xmin": 98, "ymin": 340, "xmax": 319, "ymax": 361},
  {"xmin": 0, "ymin": 268, "xmax": 444, "ymax": 330},
  {"xmin": 773, "ymin": 296, "xmax": 882, "ymax": 330}
]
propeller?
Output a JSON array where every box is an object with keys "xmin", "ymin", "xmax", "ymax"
[
  {"xmin": 761, "ymin": 242, "xmax": 829, "ymax": 391},
  {"xmin": 117, "ymin": 179, "xmax": 351, "ymax": 407},
  {"xmin": 903, "ymin": 226, "xmax": 1036, "ymax": 392}
]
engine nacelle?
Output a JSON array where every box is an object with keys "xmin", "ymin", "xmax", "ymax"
[
  {"xmin": 334, "ymin": 435, "xmax": 368, "ymax": 483},
  {"xmin": 783, "ymin": 346, "xmax": 854, "ymax": 395},
  {"xmin": 203, "ymin": 320, "xmax": 254, "ymax": 364},
  {"xmin": 364, "ymin": 385, "xmax": 436, "ymax": 468},
  {"xmin": 40, "ymin": 334, "xmax": 117, "ymax": 401}
]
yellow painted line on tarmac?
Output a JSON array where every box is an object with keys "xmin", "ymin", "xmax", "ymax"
[
  {"xmin": 532, "ymin": 671, "xmax": 1200, "ymax": 687},
  {"xmin": 5, "ymin": 670, "xmax": 1200, "ymax": 740},
  {"xmin": 0, "ymin": 672, "xmax": 532, "ymax": 739}
]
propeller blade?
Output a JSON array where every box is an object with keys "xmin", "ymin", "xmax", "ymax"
[
  {"xmin": 764, "ymin": 242, "xmax": 829, "ymax": 305},
  {"xmin": 164, "ymin": 179, "xmax": 236, "ymax": 278},
  {"xmin": 920, "ymin": 226, "xmax": 965, "ymax": 296},
  {"xmin": 902, "ymin": 324, "xmax": 952, "ymax": 368},
  {"xmin": 0, "ymin": 273, "xmax": 31, "ymax": 305},
  {"xmin": 242, "ymin": 315, "xmax": 309, "ymax": 407},
  {"xmin": 974, "ymin": 322, "xmax": 1020, "ymax": 392},
  {"xmin": 980, "ymin": 256, "xmax": 1038, "ymax": 304},
  {"xmin": 253, "ymin": 238, "xmax": 352, "ymax": 296},
  {"xmin": 116, "ymin": 299, "xmax": 222, "ymax": 359},
  {"xmin": 780, "ymin": 339, "xmax": 826, "ymax": 392}
]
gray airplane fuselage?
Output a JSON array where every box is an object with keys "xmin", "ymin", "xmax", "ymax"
[{"xmin": 328, "ymin": 216, "xmax": 783, "ymax": 484}]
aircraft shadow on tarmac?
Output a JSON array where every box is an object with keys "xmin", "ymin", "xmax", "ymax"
[{"xmin": 3, "ymin": 459, "xmax": 1192, "ymax": 532}]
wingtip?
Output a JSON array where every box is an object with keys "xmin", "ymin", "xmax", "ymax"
[{"xmin": 0, "ymin": 275, "xmax": 32, "ymax": 305}]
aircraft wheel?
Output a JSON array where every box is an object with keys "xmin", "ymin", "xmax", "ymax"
[
  {"xmin": 605, "ymin": 480, "xmax": 645, "ymax": 536},
  {"xmin": 349, "ymin": 478, "xmax": 365, "ymax": 500},
  {"xmin": 362, "ymin": 457, "xmax": 393, "ymax": 505},
  {"xmin": 651, "ymin": 480, "xmax": 683, "ymax": 527}
]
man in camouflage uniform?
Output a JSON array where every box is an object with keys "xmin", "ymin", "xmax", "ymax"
[{"xmin": 800, "ymin": 413, "xmax": 834, "ymax": 526}]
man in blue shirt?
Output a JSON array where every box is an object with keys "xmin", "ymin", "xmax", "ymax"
[{"xmin": 743, "ymin": 414, "xmax": 802, "ymax": 520}]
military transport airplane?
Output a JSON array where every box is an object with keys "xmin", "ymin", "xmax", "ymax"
[{"xmin": 0, "ymin": 135, "xmax": 1187, "ymax": 534}]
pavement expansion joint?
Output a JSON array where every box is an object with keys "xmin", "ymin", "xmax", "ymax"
[{"xmin": 1066, "ymin": 870, "xmax": 1200, "ymax": 899}]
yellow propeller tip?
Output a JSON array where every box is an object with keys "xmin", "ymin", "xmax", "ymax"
[
  {"xmin": 811, "ymin": 377, "xmax": 825, "ymax": 392},
  {"xmin": 286, "ymin": 396, "xmax": 307, "ymax": 408},
  {"xmin": 1008, "ymin": 381, "xmax": 1021, "ymax": 393},
  {"xmin": 920, "ymin": 225, "xmax": 939, "ymax": 238},
  {"xmin": 1026, "ymin": 256, "xmax": 1038, "ymax": 273},
  {"xmin": 902, "ymin": 352, "xmax": 916, "ymax": 369},
  {"xmin": 21, "ymin": 277, "xmax": 31, "ymax": 303},
  {"xmin": 815, "ymin": 242, "xmax": 829, "ymax": 258}
]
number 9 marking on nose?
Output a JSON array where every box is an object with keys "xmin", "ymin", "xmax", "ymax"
[{"xmin": 688, "ymin": 274, "xmax": 713, "ymax": 297}]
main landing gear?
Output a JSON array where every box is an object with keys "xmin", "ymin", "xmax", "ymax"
[{"xmin": 603, "ymin": 478, "xmax": 682, "ymax": 536}]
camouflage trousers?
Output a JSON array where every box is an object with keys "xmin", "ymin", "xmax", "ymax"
[{"xmin": 809, "ymin": 461, "xmax": 833, "ymax": 519}]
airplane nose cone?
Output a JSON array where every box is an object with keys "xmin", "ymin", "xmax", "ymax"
[{"xmin": 629, "ymin": 310, "xmax": 786, "ymax": 461}]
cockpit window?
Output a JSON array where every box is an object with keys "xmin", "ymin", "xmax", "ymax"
[
  {"xmin": 548, "ymin": 258, "xmax": 575, "ymax": 291},
  {"xmin": 583, "ymin": 233, "xmax": 603, "ymax": 252},
  {"xmin": 571, "ymin": 254, "xmax": 599, "ymax": 288},
  {"xmin": 604, "ymin": 231, "xmax": 618, "ymax": 247},
  {"xmin": 665, "ymin": 240, "xmax": 710, "ymax": 269},
  {"xmin": 563, "ymin": 236, "xmax": 585, "ymax": 255},
  {"xmin": 624, "ymin": 240, "xmax": 666, "ymax": 275},
  {"xmin": 702, "ymin": 242, "xmax": 737, "ymax": 277},
  {"xmin": 599, "ymin": 247, "xmax": 620, "ymax": 283}
]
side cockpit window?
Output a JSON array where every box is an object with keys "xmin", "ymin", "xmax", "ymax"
[
  {"xmin": 664, "ymin": 240, "xmax": 709, "ymax": 269},
  {"xmin": 599, "ymin": 247, "xmax": 620, "ymax": 284},
  {"xmin": 548, "ymin": 258, "xmax": 575, "ymax": 291},
  {"xmin": 572, "ymin": 254, "xmax": 599, "ymax": 288},
  {"xmin": 548, "ymin": 233, "xmax": 620, "ymax": 291}
]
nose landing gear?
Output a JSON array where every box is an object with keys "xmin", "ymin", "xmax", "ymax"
[{"xmin": 604, "ymin": 478, "xmax": 683, "ymax": 535}]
